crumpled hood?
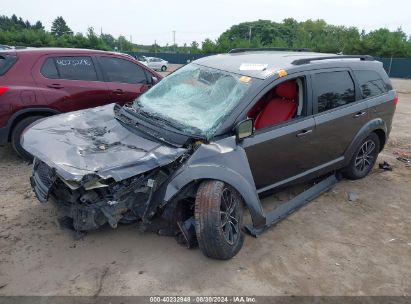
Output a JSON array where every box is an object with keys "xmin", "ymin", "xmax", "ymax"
[{"xmin": 22, "ymin": 104, "xmax": 187, "ymax": 182}]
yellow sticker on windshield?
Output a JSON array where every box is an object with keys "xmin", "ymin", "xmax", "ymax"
[{"xmin": 239, "ymin": 76, "xmax": 252, "ymax": 83}]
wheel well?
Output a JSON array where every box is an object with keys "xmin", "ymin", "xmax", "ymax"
[
  {"xmin": 8, "ymin": 110, "xmax": 55, "ymax": 141},
  {"xmin": 170, "ymin": 178, "xmax": 248, "ymax": 211},
  {"xmin": 373, "ymin": 129, "xmax": 386, "ymax": 152}
]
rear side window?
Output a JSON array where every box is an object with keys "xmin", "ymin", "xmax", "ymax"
[
  {"xmin": 41, "ymin": 58, "xmax": 59, "ymax": 79},
  {"xmin": 314, "ymin": 71, "xmax": 355, "ymax": 113},
  {"xmin": 99, "ymin": 56, "xmax": 147, "ymax": 84},
  {"xmin": 353, "ymin": 70, "xmax": 389, "ymax": 98},
  {"xmin": 41, "ymin": 56, "xmax": 98, "ymax": 81},
  {"xmin": 0, "ymin": 55, "xmax": 17, "ymax": 76}
]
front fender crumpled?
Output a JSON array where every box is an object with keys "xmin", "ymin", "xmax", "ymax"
[{"xmin": 163, "ymin": 136, "xmax": 266, "ymax": 228}]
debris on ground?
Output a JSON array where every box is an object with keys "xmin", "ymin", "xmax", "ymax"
[
  {"xmin": 237, "ymin": 266, "xmax": 247, "ymax": 272},
  {"xmin": 379, "ymin": 161, "xmax": 393, "ymax": 171},
  {"xmin": 347, "ymin": 192, "xmax": 359, "ymax": 203},
  {"xmin": 0, "ymin": 283, "xmax": 7, "ymax": 289},
  {"xmin": 396, "ymin": 157, "xmax": 411, "ymax": 166}
]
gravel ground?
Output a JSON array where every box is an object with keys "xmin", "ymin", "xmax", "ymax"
[{"xmin": 0, "ymin": 77, "xmax": 410, "ymax": 296}]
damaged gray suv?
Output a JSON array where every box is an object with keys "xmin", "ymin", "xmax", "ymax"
[{"xmin": 23, "ymin": 49, "xmax": 397, "ymax": 259}]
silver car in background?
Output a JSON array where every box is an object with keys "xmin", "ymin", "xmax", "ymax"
[{"xmin": 139, "ymin": 56, "xmax": 168, "ymax": 71}]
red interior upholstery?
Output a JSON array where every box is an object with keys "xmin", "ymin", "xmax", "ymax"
[
  {"xmin": 254, "ymin": 80, "xmax": 298, "ymax": 129},
  {"xmin": 275, "ymin": 81, "xmax": 298, "ymax": 99}
]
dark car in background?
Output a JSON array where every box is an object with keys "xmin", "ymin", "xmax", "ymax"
[
  {"xmin": 0, "ymin": 48, "xmax": 162, "ymax": 159},
  {"xmin": 23, "ymin": 49, "xmax": 397, "ymax": 259}
]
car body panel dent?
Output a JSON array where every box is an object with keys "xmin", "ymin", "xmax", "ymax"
[{"xmin": 21, "ymin": 103, "xmax": 187, "ymax": 182}]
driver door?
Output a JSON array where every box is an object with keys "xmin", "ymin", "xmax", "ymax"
[{"xmin": 242, "ymin": 75, "xmax": 317, "ymax": 191}]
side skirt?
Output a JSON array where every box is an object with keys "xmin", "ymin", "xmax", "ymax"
[{"xmin": 244, "ymin": 174, "xmax": 339, "ymax": 237}]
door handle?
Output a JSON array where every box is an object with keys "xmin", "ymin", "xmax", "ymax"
[
  {"xmin": 113, "ymin": 89, "xmax": 124, "ymax": 95},
  {"xmin": 296, "ymin": 129, "xmax": 313, "ymax": 137},
  {"xmin": 47, "ymin": 83, "xmax": 63, "ymax": 89},
  {"xmin": 354, "ymin": 111, "xmax": 366, "ymax": 118}
]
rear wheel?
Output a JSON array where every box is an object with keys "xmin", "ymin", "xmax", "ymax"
[
  {"xmin": 161, "ymin": 65, "xmax": 167, "ymax": 71},
  {"xmin": 11, "ymin": 116, "xmax": 44, "ymax": 161},
  {"xmin": 195, "ymin": 180, "xmax": 244, "ymax": 260},
  {"xmin": 343, "ymin": 133, "xmax": 380, "ymax": 180}
]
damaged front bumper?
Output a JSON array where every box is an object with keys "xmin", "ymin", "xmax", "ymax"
[{"xmin": 30, "ymin": 158, "xmax": 171, "ymax": 231}]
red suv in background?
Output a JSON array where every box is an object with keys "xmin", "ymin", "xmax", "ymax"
[{"xmin": 0, "ymin": 48, "xmax": 162, "ymax": 159}]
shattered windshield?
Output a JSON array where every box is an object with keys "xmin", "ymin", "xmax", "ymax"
[{"xmin": 132, "ymin": 64, "xmax": 253, "ymax": 137}]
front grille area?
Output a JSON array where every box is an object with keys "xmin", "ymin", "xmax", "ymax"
[{"xmin": 30, "ymin": 159, "xmax": 55, "ymax": 202}]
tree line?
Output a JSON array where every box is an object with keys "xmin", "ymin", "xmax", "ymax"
[
  {"xmin": 202, "ymin": 19, "xmax": 411, "ymax": 57},
  {"xmin": 1, "ymin": 15, "xmax": 410, "ymax": 57},
  {"xmin": 0, "ymin": 15, "xmax": 134, "ymax": 51}
]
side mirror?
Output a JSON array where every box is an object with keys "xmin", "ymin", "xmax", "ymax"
[
  {"xmin": 151, "ymin": 76, "xmax": 159, "ymax": 85},
  {"xmin": 235, "ymin": 119, "xmax": 253, "ymax": 142}
]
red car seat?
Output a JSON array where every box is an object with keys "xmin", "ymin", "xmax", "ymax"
[{"xmin": 254, "ymin": 80, "xmax": 298, "ymax": 129}]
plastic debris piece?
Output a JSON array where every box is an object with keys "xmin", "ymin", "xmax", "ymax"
[
  {"xmin": 347, "ymin": 192, "xmax": 359, "ymax": 202},
  {"xmin": 396, "ymin": 157, "xmax": 411, "ymax": 166},
  {"xmin": 379, "ymin": 161, "xmax": 393, "ymax": 171}
]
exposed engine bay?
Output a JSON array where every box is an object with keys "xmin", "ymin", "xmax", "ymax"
[{"xmin": 31, "ymin": 158, "xmax": 180, "ymax": 232}]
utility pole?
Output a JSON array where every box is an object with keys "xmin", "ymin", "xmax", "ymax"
[
  {"xmin": 154, "ymin": 39, "xmax": 157, "ymax": 53},
  {"xmin": 248, "ymin": 26, "xmax": 252, "ymax": 46},
  {"xmin": 173, "ymin": 30, "xmax": 176, "ymax": 53},
  {"xmin": 130, "ymin": 35, "xmax": 132, "ymax": 43}
]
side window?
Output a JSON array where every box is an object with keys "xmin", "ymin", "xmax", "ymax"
[
  {"xmin": 248, "ymin": 77, "xmax": 304, "ymax": 130},
  {"xmin": 53, "ymin": 56, "xmax": 97, "ymax": 81},
  {"xmin": 41, "ymin": 58, "xmax": 59, "ymax": 79},
  {"xmin": 353, "ymin": 70, "xmax": 388, "ymax": 98},
  {"xmin": 100, "ymin": 56, "xmax": 147, "ymax": 84},
  {"xmin": 314, "ymin": 71, "xmax": 355, "ymax": 113}
]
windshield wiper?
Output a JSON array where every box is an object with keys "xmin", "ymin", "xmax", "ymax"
[{"xmin": 125, "ymin": 105, "xmax": 203, "ymax": 136}]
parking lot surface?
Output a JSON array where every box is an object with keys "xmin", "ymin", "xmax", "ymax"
[{"xmin": 0, "ymin": 77, "xmax": 410, "ymax": 296}]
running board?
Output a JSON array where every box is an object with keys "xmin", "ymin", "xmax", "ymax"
[{"xmin": 244, "ymin": 174, "xmax": 339, "ymax": 237}]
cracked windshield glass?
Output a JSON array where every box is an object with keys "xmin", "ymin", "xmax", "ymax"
[{"xmin": 133, "ymin": 64, "xmax": 253, "ymax": 137}]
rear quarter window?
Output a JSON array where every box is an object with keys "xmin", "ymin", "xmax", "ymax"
[
  {"xmin": 353, "ymin": 70, "xmax": 390, "ymax": 98},
  {"xmin": 41, "ymin": 58, "xmax": 59, "ymax": 79},
  {"xmin": 0, "ymin": 55, "xmax": 17, "ymax": 76}
]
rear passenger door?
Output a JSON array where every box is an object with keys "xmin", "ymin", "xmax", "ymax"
[
  {"xmin": 310, "ymin": 69, "xmax": 369, "ymax": 166},
  {"xmin": 97, "ymin": 56, "xmax": 150, "ymax": 105},
  {"xmin": 33, "ymin": 55, "xmax": 111, "ymax": 112}
]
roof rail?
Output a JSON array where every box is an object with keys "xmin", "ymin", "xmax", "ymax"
[
  {"xmin": 291, "ymin": 55, "xmax": 374, "ymax": 65},
  {"xmin": 229, "ymin": 47, "xmax": 311, "ymax": 54}
]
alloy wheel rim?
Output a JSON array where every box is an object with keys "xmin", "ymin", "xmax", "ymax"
[
  {"xmin": 220, "ymin": 187, "xmax": 240, "ymax": 245},
  {"xmin": 355, "ymin": 139, "xmax": 376, "ymax": 172}
]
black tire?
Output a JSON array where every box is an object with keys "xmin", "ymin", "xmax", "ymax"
[
  {"xmin": 161, "ymin": 65, "xmax": 167, "ymax": 71},
  {"xmin": 11, "ymin": 116, "xmax": 44, "ymax": 161},
  {"xmin": 195, "ymin": 180, "xmax": 244, "ymax": 260},
  {"xmin": 343, "ymin": 133, "xmax": 380, "ymax": 180}
]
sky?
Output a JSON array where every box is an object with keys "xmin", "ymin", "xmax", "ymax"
[{"xmin": 1, "ymin": 0, "xmax": 410, "ymax": 45}]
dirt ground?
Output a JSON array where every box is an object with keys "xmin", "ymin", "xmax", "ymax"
[{"xmin": 0, "ymin": 77, "xmax": 410, "ymax": 296}]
